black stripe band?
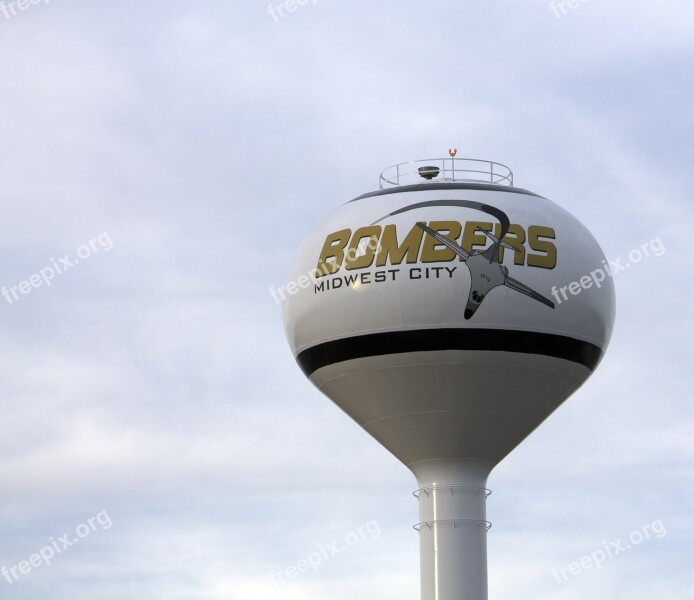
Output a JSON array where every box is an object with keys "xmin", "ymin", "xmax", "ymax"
[
  {"xmin": 296, "ymin": 328, "xmax": 603, "ymax": 377},
  {"xmin": 349, "ymin": 182, "xmax": 543, "ymax": 203}
]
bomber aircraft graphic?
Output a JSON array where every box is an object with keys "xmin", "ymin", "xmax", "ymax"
[
  {"xmin": 416, "ymin": 222, "xmax": 554, "ymax": 319},
  {"xmin": 373, "ymin": 199, "xmax": 555, "ymax": 319}
]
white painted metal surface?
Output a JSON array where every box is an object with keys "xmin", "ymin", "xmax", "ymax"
[{"xmin": 283, "ymin": 161, "xmax": 615, "ymax": 600}]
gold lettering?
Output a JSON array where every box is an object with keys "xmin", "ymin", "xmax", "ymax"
[
  {"xmin": 344, "ymin": 226, "xmax": 382, "ymax": 270},
  {"xmin": 375, "ymin": 224, "xmax": 424, "ymax": 266},
  {"xmin": 527, "ymin": 225, "xmax": 557, "ymax": 269},
  {"xmin": 494, "ymin": 223, "xmax": 526, "ymax": 265},
  {"xmin": 315, "ymin": 229, "xmax": 351, "ymax": 277},
  {"xmin": 420, "ymin": 221, "xmax": 463, "ymax": 263}
]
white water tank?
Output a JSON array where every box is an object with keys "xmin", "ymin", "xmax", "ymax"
[{"xmin": 283, "ymin": 157, "xmax": 615, "ymax": 600}]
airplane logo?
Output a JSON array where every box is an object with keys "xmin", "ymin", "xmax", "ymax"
[
  {"xmin": 373, "ymin": 199, "xmax": 555, "ymax": 320},
  {"xmin": 416, "ymin": 222, "xmax": 554, "ymax": 319}
]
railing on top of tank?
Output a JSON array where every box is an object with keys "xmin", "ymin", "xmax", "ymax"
[{"xmin": 379, "ymin": 158, "xmax": 514, "ymax": 189}]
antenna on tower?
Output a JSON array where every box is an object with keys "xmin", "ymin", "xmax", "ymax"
[{"xmin": 449, "ymin": 147, "xmax": 458, "ymax": 180}]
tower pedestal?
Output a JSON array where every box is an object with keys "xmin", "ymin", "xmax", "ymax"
[{"xmin": 411, "ymin": 460, "xmax": 492, "ymax": 600}]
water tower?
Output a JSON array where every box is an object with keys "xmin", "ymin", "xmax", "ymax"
[{"xmin": 283, "ymin": 155, "xmax": 615, "ymax": 600}]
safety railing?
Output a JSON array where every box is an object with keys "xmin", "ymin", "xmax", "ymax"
[{"xmin": 379, "ymin": 158, "xmax": 513, "ymax": 189}]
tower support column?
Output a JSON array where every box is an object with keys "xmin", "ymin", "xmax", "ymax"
[{"xmin": 410, "ymin": 460, "xmax": 492, "ymax": 600}]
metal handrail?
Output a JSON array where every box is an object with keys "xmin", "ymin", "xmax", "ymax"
[
  {"xmin": 413, "ymin": 484, "xmax": 492, "ymax": 499},
  {"xmin": 379, "ymin": 158, "xmax": 513, "ymax": 189},
  {"xmin": 414, "ymin": 519, "xmax": 492, "ymax": 532}
]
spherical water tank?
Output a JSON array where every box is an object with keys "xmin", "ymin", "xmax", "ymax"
[{"xmin": 283, "ymin": 157, "xmax": 615, "ymax": 600}]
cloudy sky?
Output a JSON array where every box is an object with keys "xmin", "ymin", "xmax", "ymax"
[{"xmin": 0, "ymin": 0, "xmax": 692, "ymax": 598}]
